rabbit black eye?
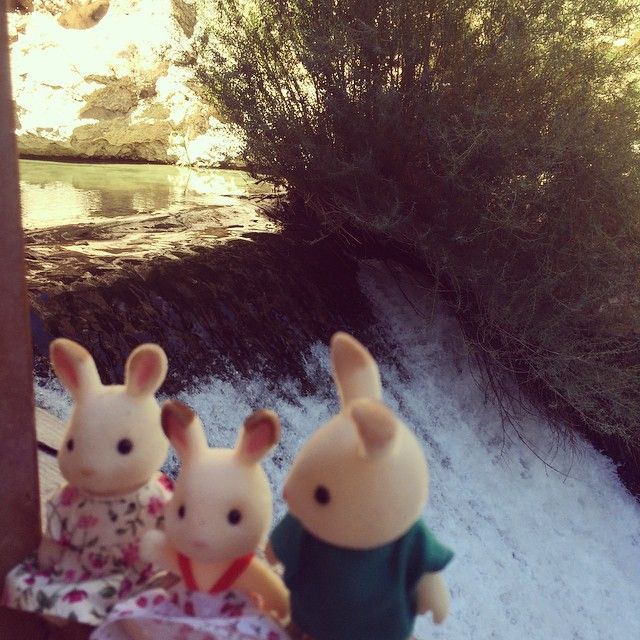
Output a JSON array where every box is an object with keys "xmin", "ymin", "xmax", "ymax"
[
  {"xmin": 314, "ymin": 485, "xmax": 331, "ymax": 505},
  {"xmin": 117, "ymin": 438, "xmax": 133, "ymax": 455},
  {"xmin": 66, "ymin": 438, "xmax": 74, "ymax": 452},
  {"xmin": 227, "ymin": 509, "xmax": 242, "ymax": 525},
  {"xmin": 178, "ymin": 504, "xmax": 186, "ymax": 519}
]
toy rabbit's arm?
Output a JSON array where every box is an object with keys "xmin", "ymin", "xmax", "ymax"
[
  {"xmin": 140, "ymin": 529, "xmax": 180, "ymax": 576},
  {"xmin": 37, "ymin": 489, "xmax": 72, "ymax": 569},
  {"xmin": 37, "ymin": 535, "xmax": 65, "ymax": 569},
  {"xmin": 264, "ymin": 540, "xmax": 278, "ymax": 565},
  {"xmin": 237, "ymin": 558, "xmax": 290, "ymax": 621},
  {"xmin": 415, "ymin": 571, "xmax": 450, "ymax": 624}
]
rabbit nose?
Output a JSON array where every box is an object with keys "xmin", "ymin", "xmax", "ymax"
[{"xmin": 80, "ymin": 468, "xmax": 95, "ymax": 477}]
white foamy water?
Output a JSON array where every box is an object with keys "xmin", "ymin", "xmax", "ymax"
[{"xmin": 36, "ymin": 261, "xmax": 640, "ymax": 640}]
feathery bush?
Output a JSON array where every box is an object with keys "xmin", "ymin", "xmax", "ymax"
[{"xmin": 193, "ymin": 1, "xmax": 640, "ymax": 459}]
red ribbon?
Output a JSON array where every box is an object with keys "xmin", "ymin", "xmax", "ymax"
[{"xmin": 177, "ymin": 551, "xmax": 255, "ymax": 594}]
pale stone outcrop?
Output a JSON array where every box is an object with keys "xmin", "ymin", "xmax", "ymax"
[
  {"xmin": 8, "ymin": 0, "xmax": 242, "ymax": 165},
  {"xmin": 5, "ymin": 0, "xmax": 33, "ymax": 13},
  {"xmin": 57, "ymin": 0, "xmax": 109, "ymax": 29},
  {"xmin": 32, "ymin": 0, "xmax": 73, "ymax": 13}
]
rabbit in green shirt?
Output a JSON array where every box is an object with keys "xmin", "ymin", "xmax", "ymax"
[{"xmin": 268, "ymin": 332, "xmax": 453, "ymax": 640}]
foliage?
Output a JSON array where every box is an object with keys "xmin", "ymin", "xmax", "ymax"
[{"xmin": 193, "ymin": 0, "xmax": 640, "ymax": 451}]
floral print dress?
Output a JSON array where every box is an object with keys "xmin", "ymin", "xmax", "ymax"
[
  {"xmin": 91, "ymin": 552, "xmax": 290, "ymax": 640},
  {"xmin": 91, "ymin": 587, "xmax": 290, "ymax": 640},
  {"xmin": 2, "ymin": 473, "xmax": 173, "ymax": 625}
]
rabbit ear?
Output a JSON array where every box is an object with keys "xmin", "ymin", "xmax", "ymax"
[
  {"xmin": 125, "ymin": 344, "xmax": 168, "ymax": 397},
  {"xmin": 50, "ymin": 338, "xmax": 101, "ymax": 399},
  {"xmin": 235, "ymin": 409, "xmax": 280, "ymax": 465},
  {"xmin": 330, "ymin": 332, "xmax": 382, "ymax": 409},
  {"xmin": 350, "ymin": 399, "xmax": 397, "ymax": 459},
  {"xmin": 161, "ymin": 400, "xmax": 207, "ymax": 462}
]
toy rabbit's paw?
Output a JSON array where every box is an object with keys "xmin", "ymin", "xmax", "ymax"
[
  {"xmin": 416, "ymin": 572, "xmax": 450, "ymax": 624},
  {"xmin": 140, "ymin": 529, "xmax": 167, "ymax": 566},
  {"xmin": 426, "ymin": 596, "xmax": 449, "ymax": 625},
  {"xmin": 37, "ymin": 536, "xmax": 64, "ymax": 570},
  {"xmin": 264, "ymin": 541, "xmax": 278, "ymax": 566}
]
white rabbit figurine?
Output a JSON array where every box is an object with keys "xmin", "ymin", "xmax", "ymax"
[
  {"xmin": 91, "ymin": 400, "xmax": 290, "ymax": 640},
  {"xmin": 2, "ymin": 338, "xmax": 173, "ymax": 625},
  {"xmin": 268, "ymin": 332, "xmax": 453, "ymax": 640}
]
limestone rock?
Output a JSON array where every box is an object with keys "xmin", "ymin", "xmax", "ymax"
[
  {"xmin": 5, "ymin": 0, "xmax": 34, "ymax": 13},
  {"xmin": 58, "ymin": 0, "xmax": 109, "ymax": 29},
  {"xmin": 31, "ymin": 0, "xmax": 72, "ymax": 17},
  {"xmin": 7, "ymin": 9, "xmax": 28, "ymax": 43},
  {"xmin": 79, "ymin": 75, "xmax": 149, "ymax": 120},
  {"xmin": 32, "ymin": 0, "xmax": 73, "ymax": 14},
  {"xmin": 10, "ymin": 0, "xmax": 242, "ymax": 165},
  {"xmin": 172, "ymin": 0, "xmax": 195, "ymax": 38},
  {"xmin": 70, "ymin": 117, "xmax": 174, "ymax": 161}
]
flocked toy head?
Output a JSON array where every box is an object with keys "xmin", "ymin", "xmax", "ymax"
[
  {"xmin": 161, "ymin": 400, "xmax": 280, "ymax": 564},
  {"xmin": 51, "ymin": 338, "xmax": 169, "ymax": 496},
  {"xmin": 283, "ymin": 332, "xmax": 429, "ymax": 550}
]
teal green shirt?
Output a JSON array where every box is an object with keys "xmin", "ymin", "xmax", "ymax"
[{"xmin": 270, "ymin": 514, "xmax": 453, "ymax": 640}]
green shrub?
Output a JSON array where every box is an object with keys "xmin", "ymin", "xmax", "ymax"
[{"xmin": 193, "ymin": 1, "xmax": 640, "ymax": 451}]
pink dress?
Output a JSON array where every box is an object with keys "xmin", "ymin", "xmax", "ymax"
[
  {"xmin": 91, "ymin": 552, "xmax": 290, "ymax": 640},
  {"xmin": 2, "ymin": 473, "xmax": 173, "ymax": 625}
]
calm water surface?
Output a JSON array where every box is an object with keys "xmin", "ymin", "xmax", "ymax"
[{"xmin": 19, "ymin": 159, "xmax": 276, "ymax": 230}]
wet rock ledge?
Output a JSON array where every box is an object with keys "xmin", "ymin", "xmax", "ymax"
[{"xmin": 27, "ymin": 213, "xmax": 375, "ymax": 394}]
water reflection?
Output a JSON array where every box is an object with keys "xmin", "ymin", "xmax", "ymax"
[{"xmin": 19, "ymin": 160, "xmax": 273, "ymax": 229}]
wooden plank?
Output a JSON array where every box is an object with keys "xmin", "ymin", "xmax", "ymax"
[
  {"xmin": 37, "ymin": 450, "xmax": 63, "ymax": 524},
  {"xmin": 35, "ymin": 410, "xmax": 65, "ymax": 524},
  {"xmin": 0, "ymin": 3, "xmax": 41, "ymax": 591},
  {"xmin": 36, "ymin": 407, "xmax": 66, "ymax": 452}
]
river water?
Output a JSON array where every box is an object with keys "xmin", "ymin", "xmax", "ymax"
[
  {"xmin": 21, "ymin": 159, "xmax": 373, "ymax": 391},
  {"xmin": 20, "ymin": 160, "xmax": 264, "ymax": 229},
  {"xmin": 20, "ymin": 159, "xmax": 279, "ymax": 252}
]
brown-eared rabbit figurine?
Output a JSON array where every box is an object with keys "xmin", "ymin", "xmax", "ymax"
[
  {"xmin": 92, "ymin": 400, "xmax": 290, "ymax": 640},
  {"xmin": 269, "ymin": 332, "xmax": 453, "ymax": 640},
  {"xmin": 3, "ymin": 338, "xmax": 173, "ymax": 625}
]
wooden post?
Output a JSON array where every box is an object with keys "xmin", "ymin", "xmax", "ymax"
[
  {"xmin": 0, "ymin": 12, "xmax": 91, "ymax": 639},
  {"xmin": 0, "ymin": 7, "xmax": 48, "ymax": 637},
  {"xmin": 0, "ymin": 12, "xmax": 94, "ymax": 637},
  {"xmin": 0, "ymin": 0, "xmax": 40, "ymax": 588}
]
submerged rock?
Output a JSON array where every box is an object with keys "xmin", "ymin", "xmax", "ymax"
[{"xmin": 9, "ymin": 0, "xmax": 241, "ymax": 165}]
